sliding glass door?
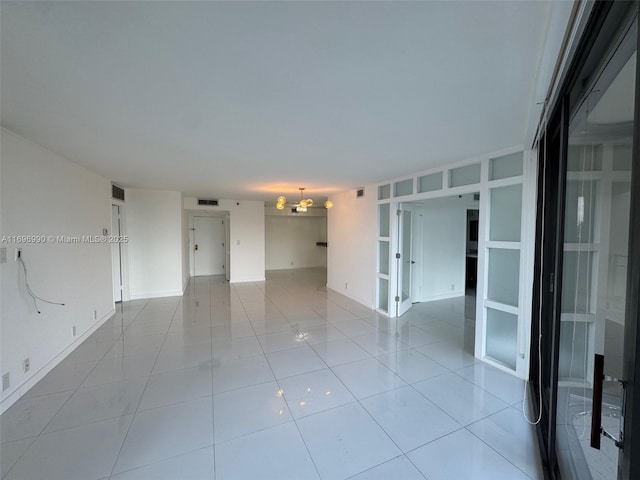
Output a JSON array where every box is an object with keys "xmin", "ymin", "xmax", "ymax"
[
  {"xmin": 556, "ymin": 31, "xmax": 635, "ymax": 476},
  {"xmin": 532, "ymin": 3, "xmax": 640, "ymax": 479}
]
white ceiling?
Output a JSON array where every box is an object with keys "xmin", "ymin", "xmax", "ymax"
[{"xmin": 1, "ymin": 1, "xmax": 553, "ymax": 202}]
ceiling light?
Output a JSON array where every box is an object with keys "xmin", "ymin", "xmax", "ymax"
[{"xmin": 275, "ymin": 187, "xmax": 333, "ymax": 212}]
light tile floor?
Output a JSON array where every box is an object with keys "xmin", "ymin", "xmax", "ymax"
[{"xmin": 0, "ymin": 268, "xmax": 543, "ymax": 479}]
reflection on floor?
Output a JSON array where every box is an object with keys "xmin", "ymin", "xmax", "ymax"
[
  {"xmin": 557, "ymin": 387, "xmax": 621, "ymax": 480},
  {"xmin": 1, "ymin": 268, "xmax": 543, "ymax": 480}
]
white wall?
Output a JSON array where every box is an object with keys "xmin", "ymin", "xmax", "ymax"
[
  {"xmin": 1, "ymin": 128, "xmax": 113, "ymax": 413},
  {"xmin": 411, "ymin": 195, "xmax": 478, "ymax": 302},
  {"xmin": 126, "ymin": 189, "xmax": 184, "ymax": 299},
  {"xmin": 181, "ymin": 193, "xmax": 190, "ymax": 291},
  {"xmin": 265, "ymin": 214, "xmax": 327, "ymax": 270},
  {"xmin": 183, "ymin": 198, "xmax": 265, "ymax": 283},
  {"xmin": 327, "ymin": 187, "xmax": 376, "ymax": 308}
]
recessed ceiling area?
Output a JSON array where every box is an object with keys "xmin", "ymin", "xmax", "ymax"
[{"xmin": 1, "ymin": 1, "xmax": 553, "ymax": 201}]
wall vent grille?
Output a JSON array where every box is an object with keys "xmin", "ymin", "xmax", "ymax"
[
  {"xmin": 198, "ymin": 199, "xmax": 219, "ymax": 206},
  {"xmin": 112, "ymin": 184, "xmax": 125, "ymax": 201}
]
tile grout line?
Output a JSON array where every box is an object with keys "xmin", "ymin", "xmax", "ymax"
[
  {"xmin": 2, "ymin": 302, "xmax": 146, "ymax": 478},
  {"xmin": 325, "ymin": 341, "xmax": 440, "ymax": 479},
  {"xmin": 465, "ymin": 424, "xmax": 536, "ymax": 479},
  {"xmin": 207, "ymin": 275, "xmax": 217, "ymax": 480},
  {"xmin": 301, "ymin": 317, "xmax": 422, "ymax": 479},
  {"xmin": 1, "ymin": 300, "xmax": 150, "ymax": 480},
  {"xmin": 0, "ymin": 436, "xmax": 38, "ymax": 480},
  {"xmin": 239, "ymin": 278, "xmax": 324, "ymax": 480},
  {"xmin": 106, "ymin": 297, "xmax": 183, "ymax": 479}
]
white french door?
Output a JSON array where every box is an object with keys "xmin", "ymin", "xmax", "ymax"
[{"xmin": 396, "ymin": 204, "xmax": 413, "ymax": 316}]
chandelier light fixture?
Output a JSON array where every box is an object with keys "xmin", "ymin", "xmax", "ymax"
[{"xmin": 276, "ymin": 187, "xmax": 333, "ymax": 212}]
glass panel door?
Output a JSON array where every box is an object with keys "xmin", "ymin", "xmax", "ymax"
[
  {"xmin": 377, "ymin": 202, "xmax": 392, "ymax": 314},
  {"xmin": 482, "ymin": 173, "xmax": 524, "ymax": 375},
  {"xmin": 555, "ymin": 17, "xmax": 636, "ymax": 480},
  {"xmin": 397, "ymin": 205, "xmax": 413, "ymax": 316}
]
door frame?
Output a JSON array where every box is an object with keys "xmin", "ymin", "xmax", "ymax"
[
  {"xmin": 621, "ymin": 7, "xmax": 640, "ymax": 477},
  {"xmin": 188, "ymin": 212, "xmax": 228, "ymax": 278},
  {"xmin": 396, "ymin": 203, "xmax": 413, "ymax": 317},
  {"xmin": 110, "ymin": 201, "xmax": 130, "ymax": 303},
  {"xmin": 465, "ymin": 207, "xmax": 480, "ymax": 292}
]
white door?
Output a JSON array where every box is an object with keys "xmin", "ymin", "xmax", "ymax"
[
  {"xmin": 396, "ymin": 205, "xmax": 413, "ymax": 316},
  {"xmin": 111, "ymin": 204, "xmax": 123, "ymax": 303},
  {"xmin": 194, "ymin": 216, "xmax": 225, "ymax": 276}
]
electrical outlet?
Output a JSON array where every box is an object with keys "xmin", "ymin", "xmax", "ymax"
[
  {"xmin": 345, "ymin": 283, "xmax": 349, "ymax": 290},
  {"xmin": 93, "ymin": 309, "xmax": 97, "ymax": 321},
  {"xmin": 2, "ymin": 373, "xmax": 10, "ymax": 391},
  {"xmin": 72, "ymin": 325, "xmax": 77, "ymax": 337},
  {"xmin": 0, "ymin": 247, "xmax": 6, "ymax": 264},
  {"xmin": 451, "ymin": 284, "xmax": 455, "ymax": 291},
  {"xmin": 290, "ymin": 261, "xmax": 294, "ymax": 266},
  {"xmin": 23, "ymin": 358, "xmax": 30, "ymax": 373},
  {"xmin": 15, "ymin": 247, "xmax": 22, "ymax": 262}
]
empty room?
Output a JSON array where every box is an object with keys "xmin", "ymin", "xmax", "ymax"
[{"xmin": 2, "ymin": 1, "xmax": 640, "ymax": 479}]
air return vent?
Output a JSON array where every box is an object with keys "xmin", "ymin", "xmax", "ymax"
[
  {"xmin": 112, "ymin": 184, "xmax": 125, "ymax": 201},
  {"xmin": 356, "ymin": 188, "xmax": 365, "ymax": 198},
  {"xmin": 198, "ymin": 199, "xmax": 219, "ymax": 206}
]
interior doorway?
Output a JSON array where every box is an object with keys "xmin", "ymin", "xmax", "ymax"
[
  {"xmin": 408, "ymin": 194, "xmax": 479, "ymax": 306},
  {"xmin": 403, "ymin": 193, "xmax": 480, "ymax": 359},
  {"xmin": 465, "ymin": 209, "xmax": 479, "ymax": 292},
  {"xmin": 193, "ymin": 216, "xmax": 226, "ymax": 276},
  {"xmin": 111, "ymin": 204, "xmax": 124, "ymax": 303}
]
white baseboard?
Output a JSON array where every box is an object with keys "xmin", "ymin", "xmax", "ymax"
[
  {"xmin": 326, "ymin": 284, "xmax": 373, "ymax": 312},
  {"xmin": 415, "ymin": 291, "xmax": 465, "ymax": 302},
  {"xmin": 0, "ymin": 308, "xmax": 116, "ymax": 415},
  {"xmin": 229, "ymin": 277, "xmax": 266, "ymax": 283},
  {"xmin": 129, "ymin": 290, "xmax": 184, "ymax": 300}
]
